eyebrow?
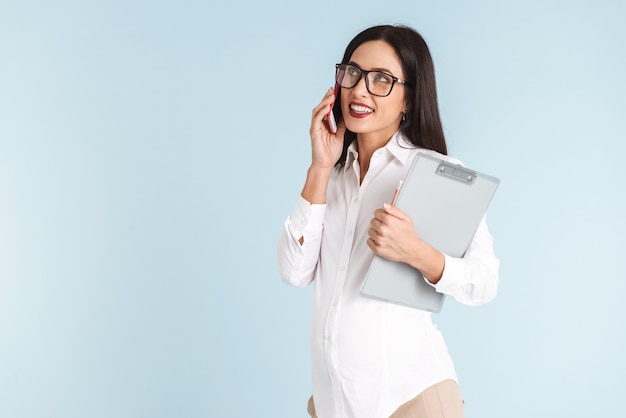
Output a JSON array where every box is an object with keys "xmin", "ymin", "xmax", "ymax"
[{"xmin": 348, "ymin": 61, "xmax": 395, "ymax": 75}]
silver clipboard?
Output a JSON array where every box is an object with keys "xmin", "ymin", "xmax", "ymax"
[{"xmin": 360, "ymin": 153, "xmax": 500, "ymax": 312}]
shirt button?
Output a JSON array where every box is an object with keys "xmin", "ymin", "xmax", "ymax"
[
  {"xmin": 353, "ymin": 196, "xmax": 359, "ymax": 203},
  {"xmin": 339, "ymin": 265, "xmax": 346, "ymax": 272}
]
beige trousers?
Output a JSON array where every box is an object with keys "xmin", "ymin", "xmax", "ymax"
[{"xmin": 307, "ymin": 379, "xmax": 465, "ymax": 418}]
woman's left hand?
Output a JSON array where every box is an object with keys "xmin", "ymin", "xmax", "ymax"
[
  {"xmin": 367, "ymin": 204, "xmax": 445, "ymax": 283},
  {"xmin": 367, "ymin": 204, "xmax": 419, "ymax": 263}
]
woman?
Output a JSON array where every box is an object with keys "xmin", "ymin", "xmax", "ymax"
[{"xmin": 276, "ymin": 25, "xmax": 499, "ymax": 418}]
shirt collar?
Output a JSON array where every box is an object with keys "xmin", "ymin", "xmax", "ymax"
[
  {"xmin": 344, "ymin": 131, "xmax": 414, "ymax": 171},
  {"xmin": 345, "ymin": 141, "xmax": 359, "ymax": 170}
]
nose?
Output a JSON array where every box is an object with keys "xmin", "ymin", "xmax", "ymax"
[{"xmin": 352, "ymin": 73, "xmax": 369, "ymax": 96}]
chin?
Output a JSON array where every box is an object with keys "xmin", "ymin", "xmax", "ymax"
[{"xmin": 344, "ymin": 120, "xmax": 370, "ymax": 134}]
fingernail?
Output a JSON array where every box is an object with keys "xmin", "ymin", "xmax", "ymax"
[{"xmin": 383, "ymin": 203, "xmax": 391, "ymax": 210}]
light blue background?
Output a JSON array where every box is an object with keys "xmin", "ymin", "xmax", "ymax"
[{"xmin": 1, "ymin": 0, "xmax": 625, "ymax": 417}]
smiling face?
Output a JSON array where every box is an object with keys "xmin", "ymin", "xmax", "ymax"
[{"xmin": 340, "ymin": 40, "xmax": 407, "ymax": 145}]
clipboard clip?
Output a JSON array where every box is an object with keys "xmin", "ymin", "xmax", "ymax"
[{"xmin": 436, "ymin": 162, "xmax": 477, "ymax": 185}]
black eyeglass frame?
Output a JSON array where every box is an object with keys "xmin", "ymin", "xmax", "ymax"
[{"xmin": 335, "ymin": 63, "xmax": 408, "ymax": 97}]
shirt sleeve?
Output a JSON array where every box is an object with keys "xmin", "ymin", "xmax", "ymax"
[
  {"xmin": 275, "ymin": 196, "xmax": 326, "ymax": 288},
  {"xmin": 427, "ymin": 215, "xmax": 500, "ymax": 305}
]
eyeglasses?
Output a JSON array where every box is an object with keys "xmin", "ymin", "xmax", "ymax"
[{"xmin": 335, "ymin": 63, "xmax": 407, "ymax": 97}]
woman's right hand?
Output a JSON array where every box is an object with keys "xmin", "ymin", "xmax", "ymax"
[
  {"xmin": 309, "ymin": 87, "xmax": 346, "ymax": 169},
  {"xmin": 300, "ymin": 88, "xmax": 347, "ymax": 207}
]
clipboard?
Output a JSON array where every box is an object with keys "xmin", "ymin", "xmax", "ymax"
[{"xmin": 360, "ymin": 153, "xmax": 500, "ymax": 312}]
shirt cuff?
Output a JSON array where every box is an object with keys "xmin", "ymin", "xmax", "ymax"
[
  {"xmin": 287, "ymin": 195, "xmax": 326, "ymax": 240},
  {"xmin": 432, "ymin": 254, "xmax": 466, "ymax": 294}
]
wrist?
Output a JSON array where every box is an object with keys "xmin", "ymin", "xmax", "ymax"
[
  {"xmin": 307, "ymin": 164, "xmax": 334, "ymax": 177},
  {"xmin": 408, "ymin": 240, "xmax": 445, "ymax": 284},
  {"xmin": 301, "ymin": 166, "xmax": 333, "ymax": 204}
]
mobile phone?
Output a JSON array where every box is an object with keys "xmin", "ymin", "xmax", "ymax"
[{"xmin": 326, "ymin": 84, "xmax": 339, "ymax": 134}]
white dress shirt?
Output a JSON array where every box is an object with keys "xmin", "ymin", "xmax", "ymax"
[{"xmin": 276, "ymin": 132, "xmax": 499, "ymax": 418}]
